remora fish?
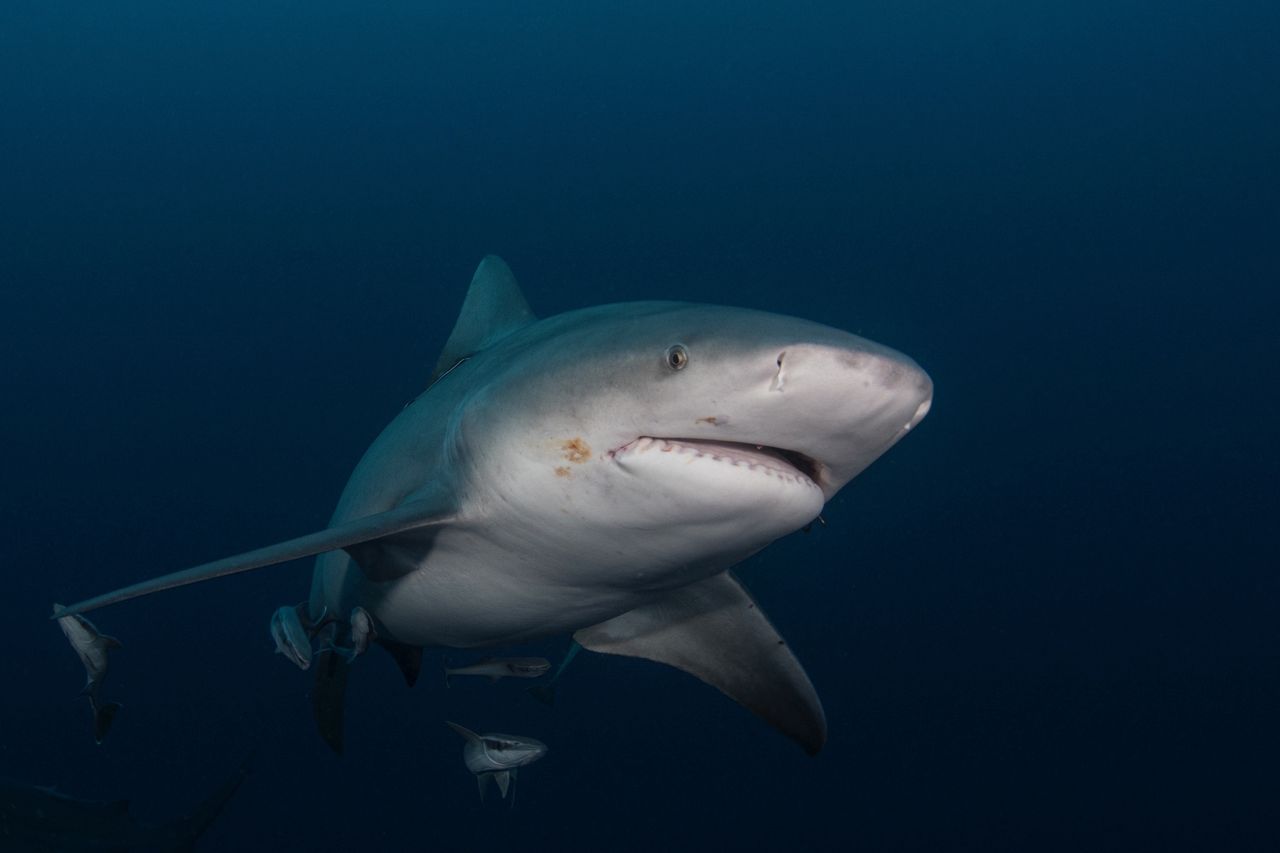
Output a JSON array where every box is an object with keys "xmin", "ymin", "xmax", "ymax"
[
  {"xmin": 53, "ymin": 256, "xmax": 933, "ymax": 757},
  {"xmin": 269, "ymin": 604, "xmax": 313, "ymax": 670},
  {"xmin": 445, "ymin": 721, "xmax": 547, "ymax": 801},
  {"xmin": 314, "ymin": 606, "xmax": 378, "ymax": 664},
  {"xmin": 346, "ymin": 606, "xmax": 376, "ymax": 659},
  {"xmin": 0, "ymin": 757, "xmax": 247, "ymax": 852},
  {"xmin": 445, "ymin": 656, "xmax": 551, "ymax": 685},
  {"xmin": 54, "ymin": 605, "xmax": 122, "ymax": 744}
]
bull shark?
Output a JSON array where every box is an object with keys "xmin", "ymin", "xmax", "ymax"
[
  {"xmin": 53, "ymin": 256, "xmax": 932, "ymax": 756},
  {"xmin": 0, "ymin": 758, "xmax": 247, "ymax": 852}
]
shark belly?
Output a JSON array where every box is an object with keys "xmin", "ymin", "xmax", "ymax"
[
  {"xmin": 325, "ymin": 437, "xmax": 826, "ymax": 647},
  {"xmin": 348, "ymin": 527, "xmax": 749, "ymax": 648}
]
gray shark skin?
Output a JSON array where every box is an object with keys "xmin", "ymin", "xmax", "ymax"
[
  {"xmin": 0, "ymin": 758, "xmax": 247, "ymax": 852},
  {"xmin": 53, "ymin": 256, "xmax": 932, "ymax": 756}
]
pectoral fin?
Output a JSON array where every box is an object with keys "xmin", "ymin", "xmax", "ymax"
[
  {"xmin": 574, "ymin": 572, "xmax": 827, "ymax": 755},
  {"xmin": 382, "ymin": 640, "xmax": 423, "ymax": 687},
  {"xmin": 492, "ymin": 770, "xmax": 511, "ymax": 799},
  {"xmin": 52, "ymin": 497, "xmax": 456, "ymax": 618}
]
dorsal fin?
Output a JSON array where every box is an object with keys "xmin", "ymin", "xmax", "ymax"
[
  {"xmin": 433, "ymin": 256, "xmax": 536, "ymax": 378},
  {"xmin": 445, "ymin": 720, "xmax": 481, "ymax": 744}
]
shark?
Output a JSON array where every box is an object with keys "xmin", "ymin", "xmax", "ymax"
[
  {"xmin": 0, "ymin": 758, "xmax": 247, "ymax": 852},
  {"xmin": 53, "ymin": 256, "xmax": 932, "ymax": 756}
]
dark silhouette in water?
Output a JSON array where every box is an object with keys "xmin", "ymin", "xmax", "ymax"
[{"xmin": 0, "ymin": 758, "xmax": 248, "ymax": 852}]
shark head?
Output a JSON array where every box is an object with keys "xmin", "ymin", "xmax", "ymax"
[
  {"xmin": 475, "ymin": 733, "xmax": 548, "ymax": 771},
  {"xmin": 447, "ymin": 722, "xmax": 548, "ymax": 773},
  {"xmin": 447, "ymin": 298, "xmax": 933, "ymax": 593}
]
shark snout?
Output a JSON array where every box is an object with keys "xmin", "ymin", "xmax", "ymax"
[
  {"xmin": 905, "ymin": 373, "xmax": 933, "ymax": 430},
  {"xmin": 762, "ymin": 341, "xmax": 931, "ymax": 493},
  {"xmin": 775, "ymin": 342, "xmax": 931, "ymax": 412}
]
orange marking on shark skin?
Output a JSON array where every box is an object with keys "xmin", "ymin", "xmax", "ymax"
[
  {"xmin": 561, "ymin": 438, "xmax": 591, "ymax": 464},
  {"xmin": 554, "ymin": 466, "xmax": 572, "ymax": 478}
]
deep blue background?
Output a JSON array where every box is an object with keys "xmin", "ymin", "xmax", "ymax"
[{"xmin": 2, "ymin": 2, "xmax": 1277, "ymax": 850}]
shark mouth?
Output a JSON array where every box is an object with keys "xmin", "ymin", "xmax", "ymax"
[{"xmin": 609, "ymin": 437, "xmax": 824, "ymax": 487}]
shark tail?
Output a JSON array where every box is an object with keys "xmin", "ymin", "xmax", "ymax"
[
  {"xmin": 151, "ymin": 755, "xmax": 250, "ymax": 853},
  {"xmin": 91, "ymin": 699, "xmax": 121, "ymax": 744}
]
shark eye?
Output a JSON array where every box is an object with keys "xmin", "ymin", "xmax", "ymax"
[{"xmin": 665, "ymin": 344, "xmax": 689, "ymax": 371}]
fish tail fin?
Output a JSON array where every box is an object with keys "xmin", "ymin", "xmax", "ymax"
[
  {"xmin": 91, "ymin": 699, "xmax": 121, "ymax": 744},
  {"xmin": 312, "ymin": 648, "xmax": 350, "ymax": 755}
]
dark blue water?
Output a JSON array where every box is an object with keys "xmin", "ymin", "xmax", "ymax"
[{"xmin": 2, "ymin": 2, "xmax": 1276, "ymax": 850}]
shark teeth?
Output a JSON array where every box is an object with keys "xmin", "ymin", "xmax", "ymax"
[{"xmin": 609, "ymin": 437, "xmax": 821, "ymax": 488}]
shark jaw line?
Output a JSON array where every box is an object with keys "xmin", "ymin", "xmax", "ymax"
[{"xmin": 608, "ymin": 436, "xmax": 825, "ymax": 489}]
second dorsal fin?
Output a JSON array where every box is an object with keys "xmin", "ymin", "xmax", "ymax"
[{"xmin": 433, "ymin": 256, "xmax": 536, "ymax": 378}]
